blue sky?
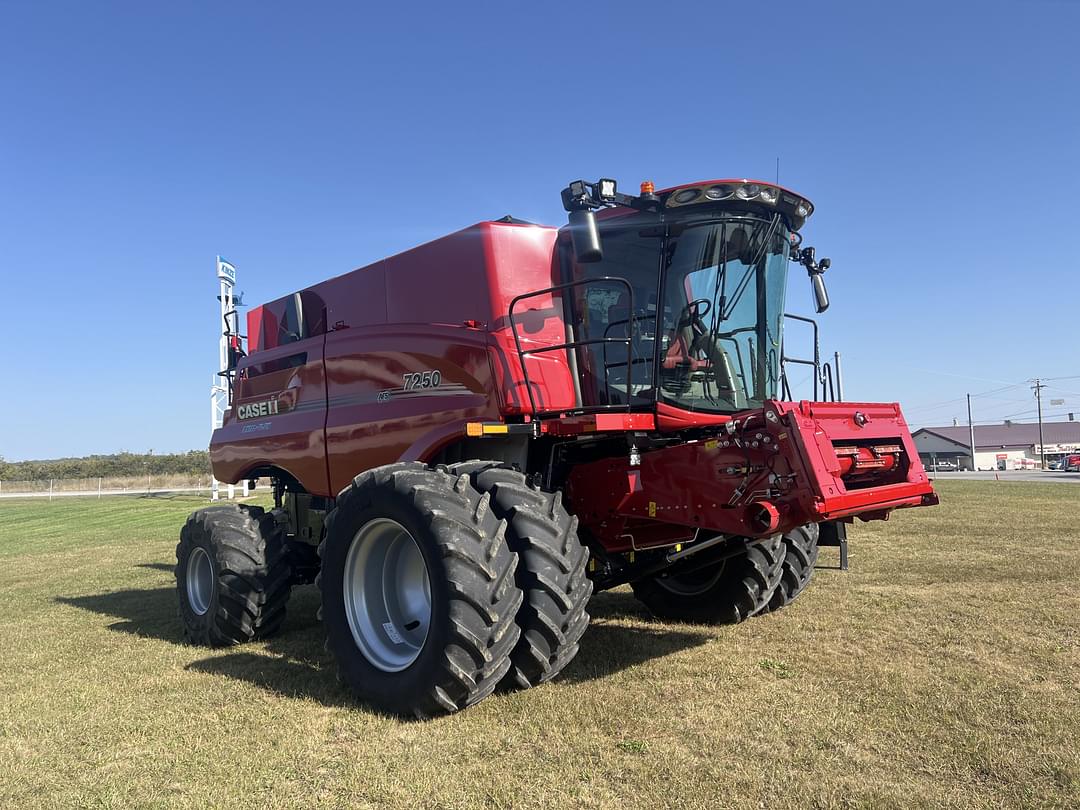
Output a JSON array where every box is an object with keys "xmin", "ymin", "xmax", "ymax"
[{"xmin": 1, "ymin": 1, "xmax": 1077, "ymax": 460}]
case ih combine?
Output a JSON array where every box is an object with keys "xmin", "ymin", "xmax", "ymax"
[{"xmin": 177, "ymin": 176, "xmax": 937, "ymax": 716}]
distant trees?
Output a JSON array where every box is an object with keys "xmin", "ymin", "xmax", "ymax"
[{"xmin": 0, "ymin": 451, "xmax": 212, "ymax": 481}]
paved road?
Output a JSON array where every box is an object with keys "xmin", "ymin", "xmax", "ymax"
[{"xmin": 929, "ymin": 470, "xmax": 1080, "ymax": 484}]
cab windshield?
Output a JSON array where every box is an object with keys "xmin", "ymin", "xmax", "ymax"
[{"xmin": 563, "ymin": 211, "xmax": 790, "ymax": 413}]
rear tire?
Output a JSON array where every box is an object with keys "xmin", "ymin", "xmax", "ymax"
[
  {"xmin": 757, "ymin": 523, "xmax": 820, "ymax": 615},
  {"xmin": 448, "ymin": 462, "xmax": 592, "ymax": 689},
  {"xmin": 319, "ymin": 463, "xmax": 522, "ymax": 717},
  {"xmin": 176, "ymin": 505, "xmax": 292, "ymax": 645},
  {"xmin": 631, "ymin": 534, "xmax": 784, "ymax": 624}
]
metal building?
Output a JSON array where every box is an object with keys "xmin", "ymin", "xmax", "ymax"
[{"xmin": 912, "ymin": 421, "xmax": 1080, "ymax": 470}]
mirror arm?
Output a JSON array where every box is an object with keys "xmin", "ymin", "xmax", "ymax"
[{"xmin": 790, "ymin": 244, "xmax": 831, "ymax": 314}]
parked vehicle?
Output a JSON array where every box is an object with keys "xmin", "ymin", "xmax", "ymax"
[
  {"xmin": 176, "ymin": 175, "xmax": 938, "ymax": 715},
  {"xmin": 927, "ymin": 459, "xmax": 958, "ymax": 471}
]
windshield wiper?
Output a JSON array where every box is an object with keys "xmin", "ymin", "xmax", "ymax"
[
  {"xmin": 719, "ymin": 213, "xmax": 781, "ymax": 322},
  {"xmin": 699, "ymin": 214, "xmax": 781, "ymax": 406}
]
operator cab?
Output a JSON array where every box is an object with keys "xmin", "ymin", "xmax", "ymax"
[{"xmin": 557, "ymin": 178, "xmax": 827, "ymax": 416}]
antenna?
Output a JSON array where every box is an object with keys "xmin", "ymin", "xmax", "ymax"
[{"xmin": 775, "ymin": 157, "xmax": 780, "ymax": 185}]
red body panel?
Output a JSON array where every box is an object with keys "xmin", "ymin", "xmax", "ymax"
[
  {"xmin": 322, "ymin": 325, "xmax": 500, "ymax": 495},
  {"xmin": 213, "ymin": 221, "xmax": 567, "ymax": 496},
  {"xmin": 212, "ymin": 335, "xmax": 331, "ymax": 494}
]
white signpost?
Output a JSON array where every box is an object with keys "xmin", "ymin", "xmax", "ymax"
[{"xmin": 211, "ymin": 257, "xmax": 240, "ymax": 501}]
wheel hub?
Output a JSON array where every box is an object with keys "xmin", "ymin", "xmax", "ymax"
[
  {"xmin": 343, "ymin": 518, "xmax": 432, "ymax": 672},
  {"xmin": 186, "ymin": 546, "xmax": 214, "ymax": 616},
  {"xmin": 655, "ymin": 560, "xmax": 726, "ymax": 597}
]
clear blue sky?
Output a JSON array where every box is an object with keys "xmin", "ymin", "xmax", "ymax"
[{"xmin": 2, "ymin": 1, "xmax": 1078, "ymax": 461}]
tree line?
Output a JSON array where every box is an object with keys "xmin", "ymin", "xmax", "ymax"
[{"xmin": 0, "ymin": 451, "xmax": 211, "ymax": 481}]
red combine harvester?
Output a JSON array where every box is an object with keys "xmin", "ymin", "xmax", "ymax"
[{"xmin": 177, "ymin": 176, "xmax": 937, "ymax": 716}]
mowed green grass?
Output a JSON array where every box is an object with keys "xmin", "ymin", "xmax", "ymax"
[{"xmin": 1, "ymin": 482, "xmax": 1078, "ymax": 809}]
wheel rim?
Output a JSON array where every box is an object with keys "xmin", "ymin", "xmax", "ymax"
[
  {"xmin": 343, "ymin": 518, "xmax": 432, "ymax": 672},
  {"xmin": 186, "ymin": 546, "xmax": 214, "ymax": 616},
  {"xmin": 655, "ymin": 560, "xmax": 725, "ymax": 597}
]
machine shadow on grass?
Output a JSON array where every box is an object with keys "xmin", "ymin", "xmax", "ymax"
[{"xmin": 56, "ymin": 571, "xmax": 712, "ymax": 711}]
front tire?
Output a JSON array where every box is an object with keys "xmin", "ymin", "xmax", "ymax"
[
  {"xmin": 448, "ymin": 462, "xmax": 593, "ymax": 689},
  {"xmin": 176, "ymin": 505, "xmax": 292, "ymax": 645},
  {"xmin": 631, "ymin": 534, "xmax": 784, "ymax": 624},
  {"xmin": 757, "ymin": 523, "xmax": 820, "ymax": 615},
  {"xmin": 319, "ymin": 463, "xmax": 522, "ymax": 717}
]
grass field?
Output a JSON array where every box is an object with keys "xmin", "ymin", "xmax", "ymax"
[{"xmin": 1, "ymin": 481, "xmax": 1078, "ymax": 808}]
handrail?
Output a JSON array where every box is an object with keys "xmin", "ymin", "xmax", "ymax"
[
  {"xmin": 509, "ymin": 277, "xmax": 636, "ymax": 415},
  {"xmin": 781, "ymin": 318, "xmax": 840, "ymax": 403},
  {"xmin": 780, "ymin": 312, "xmax": 823, "ymax": 401}
]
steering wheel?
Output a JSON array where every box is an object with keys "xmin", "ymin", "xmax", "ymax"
[{"xmin": 677, "ymin": 298, "xmax": 712, "ymax": 331}]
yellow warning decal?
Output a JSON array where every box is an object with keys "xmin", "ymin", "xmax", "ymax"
[
  {"xmin": 704, "ymin": 439, "xmax": 718, "ymax": 450},
  {"xmin": 648, "ymin": 501, "xmax": 657, "ymax": 517}
]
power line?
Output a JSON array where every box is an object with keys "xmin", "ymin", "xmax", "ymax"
[{"xmin": 1045, "ymin": 384, "xmax": 1080, "ymax": 397}]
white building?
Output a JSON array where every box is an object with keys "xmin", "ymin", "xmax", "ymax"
[{"xmin": 912, "ymin": 420, "xmax": 1080, "ymax": 471}]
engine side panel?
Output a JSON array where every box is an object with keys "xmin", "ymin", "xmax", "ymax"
[
  {"xmin": 323, "ymin": 325, "xmax": 501, "ymax": 496},
  {"xmin": 210, "ymin": 334, "xmax": 330, "ymax": 494}
]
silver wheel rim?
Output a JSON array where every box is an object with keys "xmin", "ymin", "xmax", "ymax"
[
  {"xmin": 656, "ymin": 560, "xmax": 725, "ymax": 597},
  {"xmin": 187, "ymin": 546, "xmax": 214, "ymax": 616},
  {"xmin": 343, "ymin": 518, "xmax": 432, "ymax": 672}
]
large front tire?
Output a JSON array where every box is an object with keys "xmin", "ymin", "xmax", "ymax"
[
  {"xmin": 631, "ymin": 534, "xmax": 784, "ymax": 624},
  {"xmin": 176, "ymin": 505, "xmax": 292, "ymax": 645},
  {"xmin": 319, "ymin": 463, "xmax": 522, "ymax": 717},
  {"xmin": 757, "ymin": 523, "xmax": 820, "ymax": 614},
  {"xmin": 448, "ymin": 462, "xmax": 593, "ymax": 689}
]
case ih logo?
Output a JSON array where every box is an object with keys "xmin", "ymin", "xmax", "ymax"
[{"xmin": 237, "ymin": 398, "xmax": 286, "ymax": 420}]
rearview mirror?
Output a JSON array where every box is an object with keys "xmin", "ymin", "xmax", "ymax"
[
  {"xmin": 568, "ymin": 209, "xmax": 602, "ymax": 263},
  {"xmin": 811, "ymin": 274, "xmax": 830, "ymax": 313}
]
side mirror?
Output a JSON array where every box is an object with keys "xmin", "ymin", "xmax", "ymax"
[
  {"xmin": 568, "ymin": 209, "xmax": 603, "ymax": 263},
  {"xmin": 811, "ymin": 273, "xmax": 830, "ymax": 313}
]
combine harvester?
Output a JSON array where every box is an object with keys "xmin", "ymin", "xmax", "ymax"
[{"xmin": 177, "ymin": 176, "xmax": 938, "ymax": 716}]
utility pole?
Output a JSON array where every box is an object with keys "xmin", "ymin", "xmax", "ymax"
[
  {"xmin": 1032, "ymin": 378, "xmax": 1046, "ymax": 470},
  {"xmin": 967, "ymin": 393, "xmax": 976, "ymax": 471}
]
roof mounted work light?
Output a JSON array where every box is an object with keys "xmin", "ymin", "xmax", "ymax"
[{"xmin": 662, "ymin": 180, "xmax": 815, "ymax": 230}]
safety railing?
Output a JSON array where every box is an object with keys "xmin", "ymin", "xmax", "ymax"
[
  {"xmin": 509, "ymin": 277, "xmax": 638, "ymax": 415},
  {"xmin": 780, "ymin": 313, "xmax": 843, "ymax": 403}
]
